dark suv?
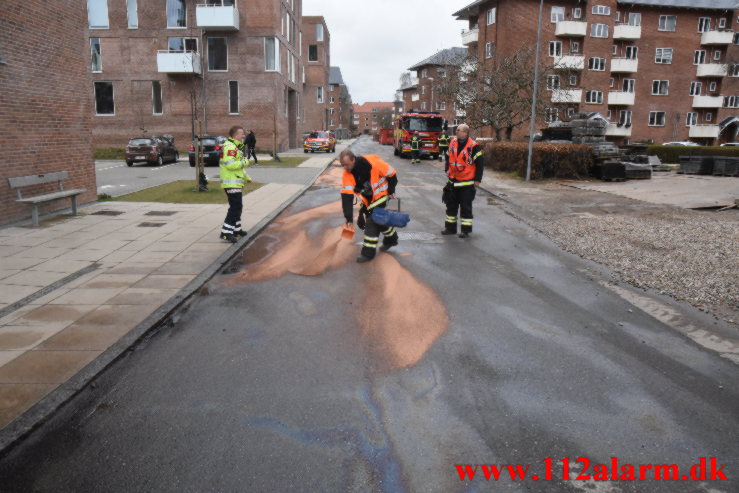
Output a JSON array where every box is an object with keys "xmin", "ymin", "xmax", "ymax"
[
  {"xmin": 189, "ymin": 136, "xmax": 227, "ymax": 167},
  {"xmin": 125, "ymin": 136, "xmax": 178, "ymax": 166}
]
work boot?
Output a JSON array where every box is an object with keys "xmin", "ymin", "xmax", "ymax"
[
  {"xmin": 379, "ymin": 244, "xmax": 393, "ymax": 252},
  {"xmin": 441, "ymin": 229, "xmax": 456, "ymax": 235},
  {"xmin": 356, "ymin": 255, "xmax": 373, "ymax": 263},
  {"xmin": 234, "ymin": 230, "xmax": 247, "ymax": 238},
  {"xmin": 220, "ymin": 233, "xmax": 237, "ymax": 243},
  {"xmin": 458, "ymin": 232, "xmax": 470, "ymax": 239}
]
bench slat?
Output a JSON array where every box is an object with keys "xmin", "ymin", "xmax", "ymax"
[
  {"xmin": 8, "ymin": 171, "xmax": 70, "ymax": 188},
  {"xmin": 16, "ymin": 189, "xmax": 86, "ymax": 204}
]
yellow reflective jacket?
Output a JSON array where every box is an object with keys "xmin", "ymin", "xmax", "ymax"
[{"xmin": 219, "ymin": 138, "xmax": 251, "ymax": 189}]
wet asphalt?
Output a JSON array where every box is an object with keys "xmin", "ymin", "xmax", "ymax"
[{"xmin": 1, "ymin": 137, "xmax": 737, "ymax": 492}]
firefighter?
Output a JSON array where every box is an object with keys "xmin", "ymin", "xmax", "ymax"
[
  {"xmin": 219, "ymin": 126, "xmax": 252, "ymax": 243},
  {"xmin": 442, "ymin": 124, "xmax": 483, "ymax": 238},
  {"xmin": 410, "ymin": 131, "xmax": 422, "ymax": 163},
  {"xmin": 339, "ymin": 149, "xmax": 399, "ymax": 263},
  {"xmin": 438, "ymin": 133, "xmax": 450, "ymax": 162}
]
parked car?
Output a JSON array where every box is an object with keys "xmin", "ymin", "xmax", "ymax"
[
  {"xmin": 189, "ymin": 136, "xmax": 228, "ymax": 167},
  {"xmin": 303, "ymin": 131, "xmax": 336, "ymax": 153},
  {"xmin": 125, "ymin": 136, "xmax": 178, "ymax": 166},
  {"xmin": 719, "ymin": 142, "xmax": 739, "ymax": 147},
  {"xmin": 662, "ymin": 141, "xmax": 700, "ymax": 146}
]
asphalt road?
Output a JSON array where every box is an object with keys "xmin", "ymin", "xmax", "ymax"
[
  {"xmin": 2, "ymin": 137, "xmax": 737, "ymax": 492},
  {"xmin": 96, "ymin": 160, "xmax": 324, "ymax": 197}
]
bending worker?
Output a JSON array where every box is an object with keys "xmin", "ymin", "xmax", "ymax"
[
  {"xmin": 339, "ymin": 149, "xmax": 399, "ymax": 263},
  {"xmin": 443, "ymin": 124, "xmax": 483, "ymax": 238},
  {"xmin": 219, "ymin": 126, "xmax": 252, "ymax": 243},
  {"xmin": 438, "ymin": 133, "xmax": 449, "ymax": 162}
]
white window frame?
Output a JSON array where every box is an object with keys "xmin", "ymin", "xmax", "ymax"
[
  {"xmin": 648, "ymin": 111, "xmax": 666, "ymax": 126},
  {"xmin": 725, "ymin": 96, "xmax": 739, "ymax": 108},
  {"xmin": 686, "ymin": 112, "xmax": 697, "ymax": 126},
  {"xmin": 705, "ymin": 112, "xmax": 713, "ymax": 122},
  {"xmin": 694, "ymin": 50, "xmax": 706, "ymax": 65},
  {"xmin": 264, "ymin": 37, "xmax": 280, "ymax": 72},
  {"xmin": 316, "ymin": 23, "xmax": 324, "ymax": 42},
  {"xmin": 437, "ymin": 101, "xmax": 446, "ymax": 111},
  {"xmin": 567, "ymin": 107, "xmax": 576, "ymax": 117},
  {"xmin": 573, "ymin": 7, "xmax": 582, "ymax": 19},
  {"xmin": 90, "ymin": 38, "xmax": 102, "ymax": 72},
  {"xmin": 609, "ymin": 78, "xmax": 615, "ymax": 88},
  {"xmin": 591, "ymin": 23, "xmax": 609, "ymax": 38},
  {"xmin": 652, "ymin": 80, "xmax": 669, "ymax": 96},
  {"xmin": 612, "ymin": 45, "xmax": 618, "ymax": 56},
  {"xmin": 438, "ymin": 68, "xmax": 447, "ymax": 77},
  {"xmin": 93, "ymin": 81, "xmax": 115, "ymax": 116},
  {"xmin": 585, "ymin": 90, "xmax": 603, "ymax": 104},
  {"xmin": 719, "ymin": 18, "xmax": 727, "ymax": 29},
  {"xmin": 551, "ymin": 6, "xmax": 565, "ymax": 23},
  {"xmin": 544, "ymin": 107, "xmax": 559, "ymax": 123},
  {"xmin": 713, "ymin": 50, "xmax": 722, "ymax": 61},
  {"xmin": 549, "ymin": 41, "xmax": 562, "ymax": 57},
  {"xmin": 731, "ymin": 64, "xmax": 739, "ymax": 77},
  {"xmin": 623, "ymin": 78, "xmax": 635, "ymax": 93},
  {"xmin": 658, "ymin": 15, "xmax": 677, "ymax": 32},
  {"xmin": 420, "ymin": 101, "xmax": 427, "ymax": 110},
  {"xmin": 485, "ymin": 42, "xmax": 494, "ymax": 59},
  {"xmin": 127, "ymin": 0, "xmax": 138, "ymax": 29},
  {"xmin": 569, "ymin": 74, "xmax": 577, "ymax": 86},
  {"xmin": 709, "ymin": 81, "xmax": 717, "ymax": 92},
  {"xmin": 619, "ymin": 109, "xmax": 632, "ymax": 126},
  {"xmin": 655, "ymin": 48, "xmax": 673, "ymax": 64},
  {"xmin": 592, "ymin": 5, "xmax": 611, "ymax": 16},
  {"xmin": 570, "ymin": 40, "xmax": 580, "ymax": 53},
  {"xmin": 690, "ymin": 81, "xmax": 702, "ymax": 96},
  {"xmin": 698, "ymin": 17, "xmax": 711, "ymax": 33},
  {"xmin": 207, "ymin": 37, "xmax": 228, "ymax": 72},
  {"xmin": 152, "ymin": 80, "xmax": 163, "ymax": 115},
  {"xmin": 166, "ymin": 0, "xmax": 187, "ymax": 29},
  {"xmin": 317, "ymin": 86, "xmax": 324, "ymax": 104},
  {"xmin": 547, "ymin": 75, "xmax": 561, "ymax": 90},
  {"xmin": 228, "ymin": 80, "xmax": 239, "ymax": 115},
  {"xmin": 588, "ymin": 57, "xmax": 606, "ymax": 71},
  {"xmin": 625, "ymin": 46, "xmax": 638, "ymax": 60},
  {"xmin": 87, "ymin": 0, "xmax": 110, "ymax": 29},
  {"xmin": 487, "ymin": 8, "xmax": 496, "ymax": 25},
  {"xmin": 628, "ymin": 13, "xmax": 641, "ymax": 26}
]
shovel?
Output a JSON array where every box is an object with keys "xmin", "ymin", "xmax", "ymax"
[{"xmin": 340, "ymin": 224, "xmax": 355, "ymax": 241}]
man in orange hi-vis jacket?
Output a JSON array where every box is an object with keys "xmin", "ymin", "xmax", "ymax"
[{"xmin": 339, "ymin": 149, "xmax": 399, "ymax": 263}]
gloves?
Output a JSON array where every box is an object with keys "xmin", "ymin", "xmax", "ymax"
[
  {"xmin": 442, "ymin": 182, "xmax": 454, "ymax": 204},
  {"xmin": 357, "ymin": 210, "xmax": 366, "ymax": 230}
]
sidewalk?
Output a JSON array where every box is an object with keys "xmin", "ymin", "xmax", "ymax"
[{"xmin": 0, "ymin": 142, "xmax": 353, "ymax": 445}]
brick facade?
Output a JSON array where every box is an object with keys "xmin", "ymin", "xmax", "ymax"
[
  {"xmin": 352, "ymin": 102, "xmax": 395, "ymax": 135},
  {"xmin": 0, "ymin": 0, "xmax": 96, "ymax": 227},
  {"xmin": 88, "ymin": 0, "xmax": 306, "ymax": 152},
  {"xmin": 302, "ymin": 16, "xmax": 330, "ymax": 132},
  {"xmin": 328, "ymin": 67, "xmax": 353, "ymax": 139},
  {"xmin": 405, "ymin": 48, "xmax": 467, "ymax": 127},
  {"xmin": 455, "ymin": 0, "xmax": 739, "ymax": 144}
]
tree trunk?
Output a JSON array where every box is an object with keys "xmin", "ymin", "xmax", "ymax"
[
  {"xmin": 494, "ymin": 127, "xmax": 503, "ymax": 141},
  {"xmin": 505, "ymin": 126, "xmax": 513, "ymax": 141}
]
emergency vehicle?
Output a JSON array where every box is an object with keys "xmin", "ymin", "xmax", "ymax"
[{"xmin": 393, "ymin": 111, "xmax": 445, "ymax": 160}]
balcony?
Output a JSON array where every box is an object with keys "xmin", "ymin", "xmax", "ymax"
[
  {"xmin": 554, "ymin": 55, "xmax": 585, "ymax": 70},
  {"xmin": 692, "ymin": 95, "xmax": 724, "ymax": 108},
  {"xmin": 607, "ymin": 91, "xmax": 635, "ymax": 106},
  {"xmin": 461, "ymin": 28, "xmax": 479, "ymax": 45},
  {"xmin": 157, "ymin": 51, "xmax": 202, "ymax": 74},
  {"xmin": 701, "ymin": 30, "xmax": 734, "ymax": 45},
  {"xmin": 613, "ymin": 24, "xmax": 642, "ymax": 40},
  {"xmin": 606, "ymin": 123, "xmax": 632, "ymax": 137},
  {"xmin": 611, "ymin": 58, "xmax": 639, "ymax": 73},
  {"xmin": 196, "ymin": 2, "xmax": 239, "ymax": 31},
  {"xmin": 551, "ymin": 89, "xmax": 582, "ymax": 103},
  {"xmin": 697, "ymin": 63, "xmax": 728, "ymax": 78},
  {"xmin": 555, "ymin": 21, "xmax": 587, "ymax": 37},
  {"xmin": 689, "ymin": 125, "xmax": 720, "ymax": 138}
]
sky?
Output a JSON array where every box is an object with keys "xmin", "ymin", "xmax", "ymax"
[{"xmin": 303, "ymin": 0, "xmax": 469, "ymax": 105}]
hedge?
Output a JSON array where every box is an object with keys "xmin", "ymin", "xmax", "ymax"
[
  {"xmin": 94, "ymin": 147, "xmax": 126, "ymax": 160},
  {"xmin": 647, "ymin": 145, "xmax": 739, "ymax": 164},
  {"xmin": 483, "ymin": 142, "xmax": 593, "ymax": 179}
]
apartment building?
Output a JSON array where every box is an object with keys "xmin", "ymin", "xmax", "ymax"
[
  {"xmin": 86, "ymin": 0, "xmax": 305, "ymax": 152},
  {"xmin": 328, "ymin": 67, "xmax": 353, "ymax": 139},
  {"xmin": 0, "ymin": 0, "xmax": 97, "ymax": 226},
  {"xmin": 353, "ymin": 102, "xmax": 395, "ymax": 134},
  {"xmin": 454, "ymin": 0, "xmax": 739, "ymax": 144},
  {"xmin": 302, "ymin": 16, "xmax": 330, "ymax": 132},
  {"xmin": 406, "ymin": 47, "xmax": 468, "ymax": 126},
  {"xmin": 398, "ymin": 73, "xmax": 419, "ymax": 118}
]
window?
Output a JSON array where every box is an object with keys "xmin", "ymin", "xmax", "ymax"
[
  {"xmin": 607, "ymin": 110, "xmax": 612, "ymax": 119},
  {"xmin": 615, "ymin": 11, "xmax": 621, "ymax": 22},
  {"xmin": 570, "ymin": 40, "xmax": 580, "ymax": 53},
  {"xmin": 90, "ymin": 38, "xmax": 102, "ymax": 72},
  {"xmin": 229, "ymin": 81, "xmax": 239, "ymax": 114},
  {"xmin": 208, "ymin": 38, "xmax": 227, "ymax": 71},
  {"xmin": 573, "ymin": 8, "xmax": 582, "ymax": 19},
  {"xmin": 591, "ymin": 24, "xmax": 609, "ymax": 38},
  {"xmin": 694, "ymin": 50, "xmax": 706, "ymax": 65},
  {"xmin": 485, "ymin": 42, "xmax": 494, "ymax": 59},
  {"xmin": 612, "ymin": 45, "xmax": 618, "ymax": 56},
  {"xmin": 655, "ymin": 48, "xmax": 673, "ymax": 64},
  {"xmin": 437, "ymin": 102, "xmax": 446, "ymax": 111},
  {"xmin": 421, "ymin": 86, "xmax": 426, "ymax": 95},
  {"xmin": 686, "ymin": 112, "xmax": 698, "ymax": 126},
  {"xmin": 438, "ymin": 68, "xmax": 447, "ymax": 77},
  {"xmin": 547, "ymin": 75, "xmax": 560, "ymax": 90},
  {"xmin": 487, "ymin": 8, "xmax": 496, "ymax": 25},
  {"xmin": 567, "ymin": 107, "xmax": 576, "ymax": 117},
  {"xmin": 706, "ymin": 112, "xmax": 713, "ymax": 122},
  {"xmin": 551, "ymin": 6, "xmax": 565, "ymax": 23},
  {"xmin": 698, "ymin": 17, "xmax": 711, "ymax": 33},
  {"xmin": 549, "ymin": 41, "xmax": 562, "ymax": 57},
  {"xmin": 713, "ymin": 50, "xmax": 722, "ymax": 61},
  {"xmin": 166, "ymin": 0, "xmax": 186, "ymax": 28},
  {"xmin": 731, "ymin": 64, "xmax": 739, "ymax": 77},
  {"xmin": 628, "ymin": 13, "xmax": 641, "ymax": 26},
  {"xmin": 305, "ymin": 44, "xmax": 317, "ymax": 62},
  {"xmin": 588, "ymin": 57, "xmax": 606, "ymax": 71},
  {"xmin": 609, "ymin": 78, "xmax": 614, "ymax": 88},
  {"xmin": 421, "ymin": 68, "xmax": 428, "ymax": 78},
  {"xmin": 592, "ymin": 5, "xmax": 611, "ymax": 16},
  {"xmin": 264, "ymin": 37, "xmax": 279, "ymax": 71},
  {"xmin": 725, "ymin": 96, "xmax": 739, "ymax": 108},
  {"xmin": 316, "ymin": 24, "xmax": 324, "ymax": 41},
  {"xmin": 168, "ymin": 37, "xmax": 197, "ymax": 52},
  {"xmin": 329, "ymin": 96, "xmax": 335, "ymax": 103},
  {"xmin": 623, "ymin": 78, "xmax": 635, "ymax": 92},
  {"xmin": 585, "ymin": 90, "xmax": 603, "ymax": 104},
  {"xmin": 734, "ymin": 33, "xmax": 739, "ymax": 44},
  {"xmin": 690, "ymin": 81, "xmax": 702, "ymax": 96},
  {"xmin": 649, "ymin": 111, "xmax": 666, "ymax": 126},
  {"xmin": 709, "ymin": 81, "xmax": 717, "ymax": 91},
  {"xmin": 545, "ymin": 108, "xmax": 559, "ymax": 123},
  {"xmin": 659, "ymin": 15, "xmax": 676, "ymax": 32},
  {"xmin": 719, "ymin": 18, "xmax": 727, "ymax": 29},
  {"xmin": 317, "ymin": 86, "xmax": 323, "ymax": 103},
  {"xmin": 619, "ymin": 110, "xmax": 632, "ymax": 126},
  {"xmin": 569, "ymin": 74, "xmax": 577, "ymax": 86},
  {"xmin": 152, "ymin": 81, "xmax": 163, "ymax": 115},
  {"xmin": 127, "ymin": 0, "xmax": 138, "ymax": 29},
  {"xmin": 652, "ymin": 80, "xmax": 669, "ymax": 95},
  {"xmin": 94, "ymin": 81, "xmax": 114, "ymax": 115},
  {"xmin": 87, "ymin": 0, "xmax": 109, "ymax": 29},
  {"xmin": 330, "ymin": 84, "xmax": 336, "ymax": 92},
  {"xmin": 420, "ymin": 102, "xmax": 427, "ymax": 110},
  {"xmin": 625, "ymin": 46, "xmax": 638, "ymax": 59}
]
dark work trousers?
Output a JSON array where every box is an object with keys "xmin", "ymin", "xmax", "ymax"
[
  {"xmin": 361, "ymin": 203, "xmax": 399, "ymax": 259},
  {"xmin": 411, "ymin": 149, "xmax": 420, "ymax": 163},
  {"xmin": 222, "ymin": 189, "xmax": 243, "ymax": 236},
  {"xmin": 246, "ymin": 146, "xmax": 258, "ymax": 163},
  {"xmin": 439, "ymin": 147, "xmax": 448, "ymax": 161},
  {"xmin": 444, "ymin": 185, "xmax": 476, "ymax": 234}
]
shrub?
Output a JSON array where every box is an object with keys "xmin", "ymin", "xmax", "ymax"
[
  {"xmin": 94, "ymin": 147, "xmax": 126, "ymax": 160},
  {"xmin": 647, "ymin": 145, "xmax": 739, "ymax": 164},
  {"xmin": 483, "ymin": 142, "xmax": 593, "ymax": 180}
]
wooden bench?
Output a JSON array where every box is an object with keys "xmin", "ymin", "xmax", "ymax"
[{"xmin": 8, "ymin": 172, "xmax": 86, "ymax": 227}]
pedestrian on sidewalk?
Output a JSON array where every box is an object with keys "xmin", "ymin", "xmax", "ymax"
[
  {"xmin": 410, "ymin": 131, "xmax": 422, "ymax": 164},
  {"xmin": 219, "ymin": 126, "xmax": 252, "ymax": 243},
  {"xmin": 442, "ymin": 124, "xmax": 483, "ymax": 238},
  {"xmin": 339, "ymin": 149, "xmax": 399, "ymax": 263},
  {"xmin": 244, "ymin": 129, "xmax": 258, "ymax": 165}
]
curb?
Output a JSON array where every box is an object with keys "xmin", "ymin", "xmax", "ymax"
[{"xmin": 0, "ymin": 148, "xmax": 350, "ymax": 455}]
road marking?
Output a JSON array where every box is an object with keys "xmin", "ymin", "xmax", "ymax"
[{"xmin": 98, "ymin": 165, "xmax": 125, "ymax": 171}]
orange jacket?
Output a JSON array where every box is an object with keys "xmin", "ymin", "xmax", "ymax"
[
  {"xmin": 447, "ymin": 137, "xmax": 483, "ymax": 183},
  {"xmin": 341, "ymin": 154, "xmax": 397, "ymax": 209}
]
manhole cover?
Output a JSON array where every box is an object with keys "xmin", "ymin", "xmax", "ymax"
[
  {"xmin": 145, "ymin": 211, "xmax": 177, "ymax": 216},
  {"xmin": 91, "ymin": 210, "xmax": 124, "ymax": 216},
  {"xmin": 138, "ymin": 222, "xmax": 165, "ymax": 228},
  {"xmin": 398, "ymin": 231, "xmax": 438, "ymax": 241}
]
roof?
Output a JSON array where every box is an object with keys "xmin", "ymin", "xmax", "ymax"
[
  {"xmin": 408, "ymin": 47, "xmax": 468, "ymax": 71},
  {"xmin": 453, "ymin": 0, "xmax": 484, "ymax": 20},
  {"xmin": 329, "ymin": 67, "xmax": 344, "ymax": 85},
  {"xmin": 617, "ymin": 0, "xmax": 736, "ymax": 9},
  {"xmin": 353, "ymin": 102, "xmax": 394, "ymax": 113}
]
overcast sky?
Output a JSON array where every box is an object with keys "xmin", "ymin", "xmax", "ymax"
[{"xmin": 303, "ymin": 0, "xmax": 468, "ymax": 105}]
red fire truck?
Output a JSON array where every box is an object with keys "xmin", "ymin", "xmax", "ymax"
[{"xmin": 393, "ymin": 111, "xmax": 446, "ymax": 160}]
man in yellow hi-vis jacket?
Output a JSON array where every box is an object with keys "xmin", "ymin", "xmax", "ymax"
[{"xmin": 219, "ymin": 126, "xmax": 252, "ymax": 243}]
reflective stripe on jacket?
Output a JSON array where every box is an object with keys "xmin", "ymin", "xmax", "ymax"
[
  {"xmin": 341, "ymin": 154, "xmax": 397, "ymax": 209},
  {"xmin": 447, "ymin": 137, "xmax": 482, "ymax": 183},
  {"xmin": 219, "ymin": 138, "xmax": 250, "ymax": 189}
]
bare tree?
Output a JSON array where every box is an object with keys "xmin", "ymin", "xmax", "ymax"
[{"xmin": 377, "ymin": 107, "xmax": 395, "ymax": 129}]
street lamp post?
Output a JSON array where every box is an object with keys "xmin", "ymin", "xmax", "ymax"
[{"xmin": 525, "ymin": 0, "xmax": 545, "ymax": 182}]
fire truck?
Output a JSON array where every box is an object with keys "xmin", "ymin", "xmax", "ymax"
[{"xmin": 393, "ymin": 111, "xmax": 446, "ymax": 160}]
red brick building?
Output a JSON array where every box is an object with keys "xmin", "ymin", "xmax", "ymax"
[
  {"xmin": 87, "ymin": 0, "xmax": 306, "ymax": 152},
  {"xmin": 0, "ymin": 0, "xmax": 96, "ymax": 227},
  {"xmin": 328, "ymin": 67, "xmax": 353, "ymax": 139},
  {"xmin": 352, "ymin": 102, "xmax": 395, "ymax": 135},
  {"xmin": 454, "ymin": 0, "xmax": 739, "ymax": 144},
  {"xmin": 406, "ymin": 47, "xmax": 468, "ymax": 126},
  {"xmin": 302, "ymin": 16, "xmax": 330, "ymax": 132}
]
